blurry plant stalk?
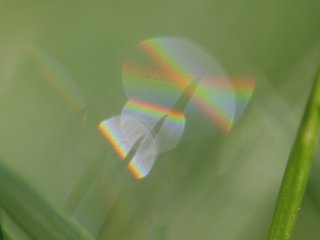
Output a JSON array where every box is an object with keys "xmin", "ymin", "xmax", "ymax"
[
  {"xmin": 268, "ymin": 62, "xmax": 320, "ymax": 240},
  {"xmin": 0, "ymin": 161, "xmax": 94, "ymax": 240}
]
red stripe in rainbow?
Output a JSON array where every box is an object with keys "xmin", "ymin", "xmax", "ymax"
[
  {"xmin": 98, "ymin": 122, "xmax": 128, "ymax": 160},
  {"xmin": 139, "ymin": 39, "xmax": 236, "ymax": 133},
  {"xmin": 128, "ymin": 161, "xmax": 145, "ymax": 179},
  {"xmin": 140, "ymin": 40, "xmax": 191, "ymax": 87},
  {"xmin": 127, "ymin": 98, "xmax": 185, "ymax": 122},
  {"xmin": 123, "ymin": 64, "xmax": 235, "ymax": 132}
]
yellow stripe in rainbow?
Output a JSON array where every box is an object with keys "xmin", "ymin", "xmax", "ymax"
[
  {"xmin": 29, "ymin": 48, "xmax": 87, "ymax": 114},
  {"xmin": 191, "ymin": 79, "xmax": 235, "ymax": 133},
  {"xmin": 138, "ymin": 40, "xmax": 234, "ymax": 132},
  {"xmin": 123, "ymin": 63, "xmax": 183, "ymax": 108},
  {"xmin": 128, "ymin": 161, "xmax": 145, "ymax": 180},
  {"xmin": 127, "ymin": 98, "xmax": 185, "ymax": 123},
  {"xmin": 98, "ymin": 121, "xmax": 128, "ymax": 160},
  {"xmin": 138, "ymin": 38, "xmax": 255, "ymax": 133},
  {"xmin": 231, "ymin": 78, "xmax": 256, "ymax": 101},
  {"xmin": 123, "ymin": 61, "xmax": 232, "ymax": 131},
  {"xmin": 231, "ymin": 78, "xmax": 256, "ymax": 118},
  {"xmin": 197, "ymin": 76, "xmax": 255, "ymax": 114},
  {"xmin": 139, "ymin": 40, "xmax": 192, "ymax": 87},
  {"xmin": 124, "ymin": 73, "xmax": 233, "ymax": 133}
]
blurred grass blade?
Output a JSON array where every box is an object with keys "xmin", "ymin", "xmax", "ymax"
[
  {"xmin": 28, "ymin": 47, "xmax": 87, "ymax": 115},
  {"xmin": 0, "ymin": 211, "xmax": 3, "ymax": 240},
  {"xmin": 268, "ymin": 63, "xmax": 320, "ymax": 240},
  {"xmin": 0, "ymin": 160, "xmax": 94, "ymax": 240}
]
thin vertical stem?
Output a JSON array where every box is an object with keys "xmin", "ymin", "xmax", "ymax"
[{"xmin": 268, "ymin": 63, "xmax": 320, "ymax": 239}]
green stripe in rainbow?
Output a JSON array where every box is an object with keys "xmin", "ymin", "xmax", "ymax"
[
  {"xmin": 139, "ymin": 39, "xmax": 192, "ymax": 87},
  {"xmin": 138, "ymin": 38, "xmax": 237, "ymax": 133},
  {"xmin": 231, "ymin": 78, "xmax": 256, "ymax": 102},
  {"xmin": 230, "ymin": 78, "xmax": 256, "ymax": 118},
  {"xmin": 190, "ymin": 78, "xmax": 235, "ymax": 133},
  {"xmin": 123, "ymin": 63, "xmax": 184, "ymax": 109},
  {"xmin": 124, "ymin": 66, "xmax": 234, "ymax": 133},
  {"xmin": 123, "ymin": 98, "xmax": 186, "ymax": 153},
  {"xmin": 126, "ymin": 98, "xmax": 185, "ymax": 124},
  {"xmin": 130, "ymin": 38, "xmax": 255, "ymax": 133},
  {"xmin": 98, "ymin": 119, "xmax": 129, "ymax": 160},
  {"xmin": 196, "ymin": 76, "xmax": 256, "ymax": 119}
]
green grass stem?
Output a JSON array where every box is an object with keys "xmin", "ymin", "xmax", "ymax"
[{"xmin": 268, "ymin": 63, "xmax": 320, "ymax": 239}]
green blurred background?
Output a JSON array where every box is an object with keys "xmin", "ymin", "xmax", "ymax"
[{"xmin": 0, "ymin": 0, "xmax": 320, "ymax": 239}]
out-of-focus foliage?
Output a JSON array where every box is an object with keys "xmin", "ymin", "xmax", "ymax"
[{"xmin": 0, "ymin": 0, "xmax": 319, "ymax": 239}]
